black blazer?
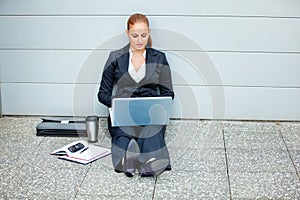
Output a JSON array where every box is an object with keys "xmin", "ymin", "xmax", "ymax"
[{"xmin": 98, "ymin": 44, "xmax": 174, "ymax": 108}]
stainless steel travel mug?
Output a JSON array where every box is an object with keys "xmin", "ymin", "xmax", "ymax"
[{"xmin": 86, "ymin": 115, "xmax": 99, "ymax": 143}]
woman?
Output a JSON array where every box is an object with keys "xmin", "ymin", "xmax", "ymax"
[{"xmin": 98, "ymin": 13, "xmax": 174, "ymax": 177}]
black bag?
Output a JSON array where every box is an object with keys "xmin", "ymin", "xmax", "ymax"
[{"xmin": 36, "ymin": 117, "xmax": 87, "ymax": 137}]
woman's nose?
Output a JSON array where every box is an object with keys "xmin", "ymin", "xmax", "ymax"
[{"xmin": 137, "ymin": 36, "xmax": 142, "ymax": 43}]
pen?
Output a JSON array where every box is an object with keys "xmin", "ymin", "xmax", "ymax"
[{"xmin": 80, "ymin": 147, "xmax": 89, "ymax": 154}]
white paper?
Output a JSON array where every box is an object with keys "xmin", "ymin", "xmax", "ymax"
[{"xmin": 51, "ymin": 140, "xmax": 111, "ymax": 164}]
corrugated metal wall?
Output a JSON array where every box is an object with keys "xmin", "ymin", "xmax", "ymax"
[{"xmin": 1, "ymin": 0, "xmax": 300, "ymax": 120}]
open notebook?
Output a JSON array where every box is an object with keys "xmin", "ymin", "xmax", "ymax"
[{"xmin": 51, "ymin": 140, "xmax": 111, "ymax": 164}]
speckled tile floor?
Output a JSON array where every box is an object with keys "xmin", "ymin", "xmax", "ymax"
[{"xmin": 0, "ymin": 116, "xmax": 300, "ymax": 199}]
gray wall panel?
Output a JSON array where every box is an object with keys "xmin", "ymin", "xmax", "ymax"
[
  {"xmin": 0, "ymin": 16, "xmax": 126, "ymax": 49},
  {"xmin": 1, "ymin": 17, "xmax": 300, "ymax": 52},
  {"xmin": 2, "ymin": 50, "xmax": 300, "ymax": 88},
  {"xmin": 2, "ymin": 83, "xmax": 300, "ymax": 121},
  {"xmin": 1, "ymin": 1, "xmax": 299, "ymax": 120},
  {"xmin": 0, "ymin": 43, "xmax": 1, "ymax": 116},
  {"xmin": 1, "ymin": 83, "xmax": 107, "ymax": 116},
  {"xmin": 1, "ymin": 0, "xmax": 300, "ymax": 17},
  {"xmin": 0, "ymin": 84, "xmax": 2, "ymax": 116},
  {"xmin": 171, "ymin": 86, "xmax": 300, "ymax": 120},
  {"xmin": 168, "ymin": 51, "xmax": 300, "ymax": 87},
  {"xmin": 0, "ymin": 50, "xmax": 109, "ymax": 83},
  {"xmin": 223, "ymin": 87, "xmax": 300, "ymax": 121},
  {"xmin": 190, "ymin": 52, "xmax": 300, "ymax": 87}
]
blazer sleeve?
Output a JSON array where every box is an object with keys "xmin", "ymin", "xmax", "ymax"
[
  {"xmin": 159, "ymin": 53, "xmax": 175, "ymax": 99},
  {"xmin": 97, "ymin": 52, "xmax": 116, "ymax": 108}
]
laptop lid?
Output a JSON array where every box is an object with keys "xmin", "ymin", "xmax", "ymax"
[{"xmin": 110, "ymin": 97, "xmax": 173, "ymax": 127}]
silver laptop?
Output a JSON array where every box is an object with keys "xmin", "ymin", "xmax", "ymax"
[{"xmin": 110, "ymin": 97, "xmax": 173, "ymax": 127}]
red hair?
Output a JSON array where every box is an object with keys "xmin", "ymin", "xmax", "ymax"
[{"xmin": 127, "ymin": 13, "xmax": 152, "ymax": 47}]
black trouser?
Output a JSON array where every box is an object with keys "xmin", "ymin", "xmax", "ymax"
[{"xmin": 108, "ymin": 117, "xmax": 171, "ymax": 171}]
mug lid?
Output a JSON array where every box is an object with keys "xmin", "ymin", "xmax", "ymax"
[{"xmin": 85, "ymin": 115, "xmax": 98, "ymax": 121}]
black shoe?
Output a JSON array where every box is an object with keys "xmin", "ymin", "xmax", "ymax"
[
  {"xmin": 124, "ymin": 139, "xmax": 140, "ymax": 177},
  {"xmin": 139, "ymin": 159, "xmax": 169, "ymax": 177}
]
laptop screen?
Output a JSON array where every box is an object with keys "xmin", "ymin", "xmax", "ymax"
[{"xmin": 110, "ymin": 97, "xmax": 172, "ymax": 127}]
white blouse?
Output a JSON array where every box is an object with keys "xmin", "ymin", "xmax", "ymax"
[{"xmin": 128, "ymin": 50, "xmax": 146, "ymax": 83}]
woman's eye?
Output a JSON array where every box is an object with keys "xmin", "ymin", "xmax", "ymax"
[
  {"xmin": 142, "ymin": 34, "xmax": 147, "ymax": 37},
  {"xmin": 132, "ymin": 35, "xmax": 138, "ymax": 38}
]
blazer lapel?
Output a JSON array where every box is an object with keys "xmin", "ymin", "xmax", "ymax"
[
  {"xmin": 116, "ymin": 44, "xmax": 137, "ymax": 82},
  {"xmin": 117, "ymin": 44, "xmax": 130, "ymax": 75},
  {"xmin": 116, "ymin": 45, "xmax": 158, "ymax": 84},
  {"xmin": 141, "ymin": 48, "xmax": 157, "ymax": 83}
]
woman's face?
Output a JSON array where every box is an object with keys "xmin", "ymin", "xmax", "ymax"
[{"xmin": 127, "ymin": 22, "xmax": 150, "ymax": 51}]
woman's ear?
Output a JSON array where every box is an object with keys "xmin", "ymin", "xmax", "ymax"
[{"xmin": 126, "ymin": 29, "xmax": 129, "ymax": 36}]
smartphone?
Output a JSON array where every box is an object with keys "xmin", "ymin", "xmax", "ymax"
[{"xmin": 68, "ymin": 142, "xmax": 85, "ymax": 153}]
